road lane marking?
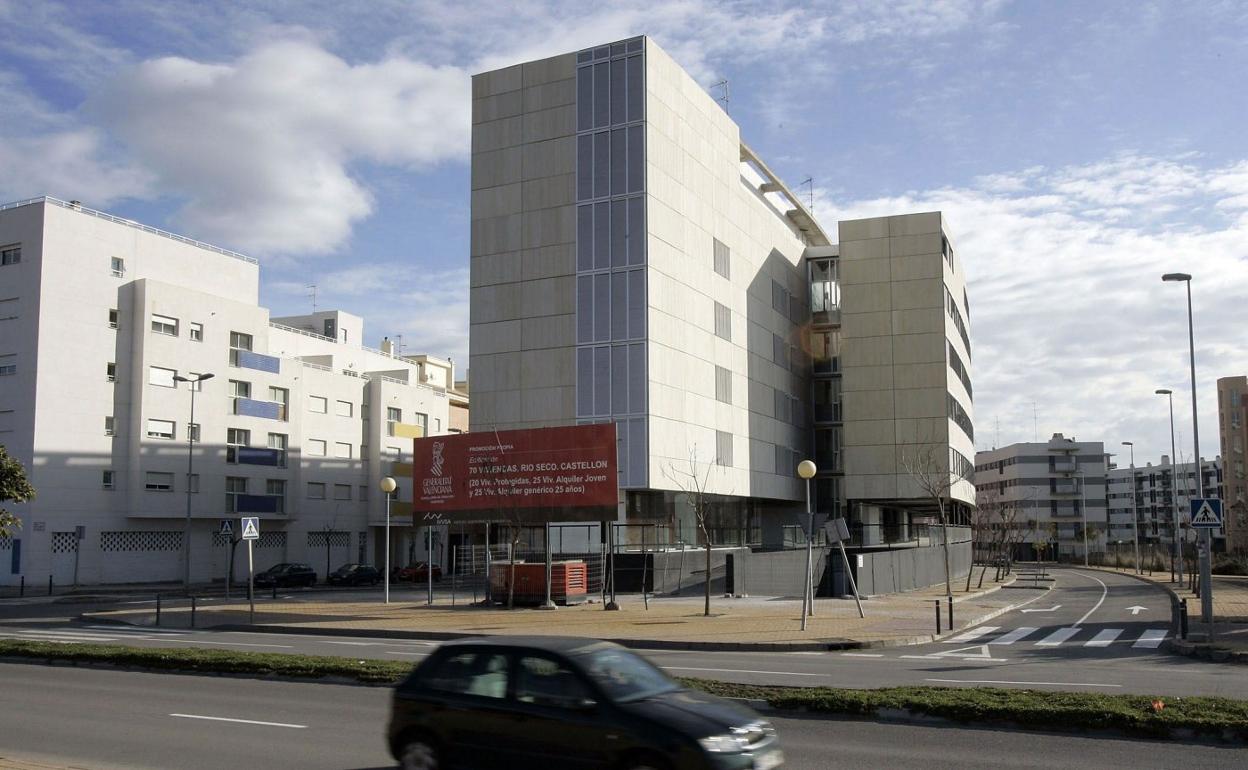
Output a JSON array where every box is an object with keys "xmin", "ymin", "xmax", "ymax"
[
  {"xmin": 170, "ymin": 714, "xmax": 306, "ymax": 729},
  {"xmin": 925, "ymin": 678, "xmax": 1121, "ymax": 688},
  {"xmin": 989, "ymin": 627, "xmax": 1037, "ymax": 645},
  {"xmin": 942, "ymin": 627, "xmax": 999, "ymax": 643},
  {"xmin": 81, "ymin": 625, "xmax": 191, "ymax": 635},
  {"xmin": 840, "ymin": 653, "xmax": 885, "ymax": 658},
  {"xmin": 384, "ymin": 650, "xmax": 430, "ymax": 656},
  {"xmin": 159, "ymin": 639, "xmax": 294, "ymax": 648},
  {"xmin": 2, "ymin": 630, "xmax": 121, "ymax": 642},
  {"xmin": 322, "ymin": 641, "xmax": 382, "ymax": 646},
  {"xmin": 1036, "ymin": 627, "xmax": 1080, "ymax": 646},
  {"xmin": 663, "ymin": 667, "xmax": 827, "ymax": 677},
  {"xmin": 1085, "ymin": 629, "xmax": 1124, "ymax": 647},
  {"xmin": 1133, "ymin": 630, "xmax": 1167, "ymax": 648},
  {"xmin": 1071, "ymin": 571, "xmax": 1109, "ymax": 627}
]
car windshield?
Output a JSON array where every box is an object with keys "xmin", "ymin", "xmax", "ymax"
[{"xmin": 577, "ymin": 648, "xmax": 681, "ymax": 703}]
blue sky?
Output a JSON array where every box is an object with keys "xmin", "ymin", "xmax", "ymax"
[{"xmin": 2, "ymin": 0, "xmax": 1246, "ymax": 465}]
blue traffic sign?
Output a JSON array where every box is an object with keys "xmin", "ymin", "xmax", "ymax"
[{"xmin": 1189, "ymin": 498, "xmax": 1223, "ymax": 529}]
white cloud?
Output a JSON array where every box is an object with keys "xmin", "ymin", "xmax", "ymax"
[{"xmin": 821, "ymin": 155, "xmax": 1248, "ymax": 461}]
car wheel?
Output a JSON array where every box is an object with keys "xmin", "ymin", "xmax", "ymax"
[{"xmin": 399, "ymin": 737, "xmax": 440, "ymax": 770}]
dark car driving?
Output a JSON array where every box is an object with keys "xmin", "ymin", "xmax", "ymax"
[
  {"xmin": 327, "ymin": 563, "xmax": 381, "ymax": 586},
  {"xmin": 387, "ymin": 636, "xmax": 783, "ymax": 770},
  {"xmin": 252, "ymin": 562, "xmax": 317, "ymax": 588}
]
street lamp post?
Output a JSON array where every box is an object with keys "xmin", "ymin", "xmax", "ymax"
[
  {"xmin": 1078, "ymin": 468, "xmax": 1089, "ymax": 567},
  {"xmin": 1156, "ymin": 388, "xmax": 1182, "ymax": 584},
  {"xmin": 1123, "ymin": 441, "xmax": 1140, "ymax": 574},
  {"xmin": 380, "ymin": 476, "xmax": 397, "ymax": 604},
  {"xmin": 797, "ymin": 460, "xmax": 817, "ymax": 631},
  {"xmin": 172, "ymin": 372, "xmax": 214, "ymax": 590},
  {"xmin": 1163, "ymin": 272, "xmax": 1213, "ymax": 626}
]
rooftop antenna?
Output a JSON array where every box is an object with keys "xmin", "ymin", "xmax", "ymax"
[
  {"xmin": 395, "ymin": 334, "xmax": 405, "ymax": 357},
  {"xmin": 799, "ymin": 177, "xmax": 814, "ymax": 213},
  {"xmin": 995, "ymin": 416, "xmax": 1000, "ymax": 450},
  {"xmin": 710, "ymin": 79, "xmax": 729, "ymax": 107},
  {"xmin": 307, "ymin": 284, "xmax": 318, "ymax": 313},
  {"xmin": 1031, "ymin": 402, "xmax": 1038, "ymax": 442}
]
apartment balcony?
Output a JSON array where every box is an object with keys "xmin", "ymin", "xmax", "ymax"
[
  {"xmin": 227, "ymin": 446, "xmax": 286, "ymax": 467},
  {"xmin": 231, "ymin": 349, "xmax": 281, "ymax": 374},
  {"xmin": 1054, "ymin": 479, "xmax": 1080, "ymax": 494},
  {"xmin": 388, "ymin": 421, "xmax": 425, "ymax": 439},
  {"xmin": 1052, "ymin": 457, "xmax": 1077, "ymax": 472},
  {"xmin": 235, "ymin": 494, "xmax": 281, "ymax": 514},
  {"xmin": 233, "ymin": 397, "xmax": 286, "ymax": 420}
]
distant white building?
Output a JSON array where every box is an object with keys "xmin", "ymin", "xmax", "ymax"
[
  {"xmin": 1106, "ymin": 454, "xmax": 1223, "ymax": 555},
  {"xmin": 0, "ymin": 197, "xmax": 467, "ymax": 586},
  {"xmin": 975, "ymin": 434, "xmax": 1108, "ymax": 559}
]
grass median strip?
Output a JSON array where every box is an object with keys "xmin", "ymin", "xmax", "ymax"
[{"xmin": 2, "ymin": 640, "xmax": 1246, "ymax": 741}]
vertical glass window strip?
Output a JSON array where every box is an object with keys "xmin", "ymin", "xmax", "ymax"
[
  {"xmin": 593, "ymin": 274, "xmax": 610, "ymax": 342},
  {"xmin": 610, "ymin": 199, "xmax": 627, "ymax": 266},
  {"xmin": 577, "ymin": 348, "xmax": 594, "ymax": 416},
  {"xmin": 577, "ymin": 136, "xmax": 593, "ymax": 201},
  {"xmin": 610, "ymin": 127, "xmax": 626, "ymax": 196},
  {"xmin": 713, "ymin": 238, "xmax": 730, "ymax": 279},
  {"xmin": 593, "ymin": 62, "xmax": 610, "ymax": 128},
  {"xmin": 627, "ymin": 198, "xmax": 645, "ymax": 265},
  {"xmin": 593, "ymin": 202, "xmax": 610, "ymax": 268},
  {"xmin": 610, "ymin": 58, "xmax": 627, "ymax": 127},
  {"xmin": 577, "ymin": 205, "xmax": 593, "ymax": 269},
  {"xmin": 611, "ymin": 346, "xmax": 628, "ymax": 414},
  {"xmin": 627, "ymin": 125, "xmax": 644, "ymax": 194},
  {"xmin": 626, "ymin": 55, "xmax": 644, "ymax": 122},
  {"xmin": 593, "ymin": 347, "xmax": 610, "ymax": 416},
  {"xmin": 714, "ymin": 302, "xmax": 731, "ymax": 341},
  {"xmin": 629, "ymin": 418, "xmax": 647, "ymax": 486},
  {"xmin": 715, "ymin": 366, "xmax": 731, "ymax": 404},
  {"xmin": 628, "ymin": 343, "xmax": 646, "ymax": 413},
  {"xmin": 577, "ymin": 276, "xmax": 593, "ymax": 343},
  {"xmin": 593, "ymin": 132, "xmax": 610, "ymax": 198},
  {"xmin": 577, "ymin": 67, "xmax": 593, "ymax": 131},
  {"xmin": 627, "ymin": 270, "xmax": 646, "ymax": 339},
  {"xmin": 610, "ymin": 272, "xmax": 628, "ymax": 340},
  {"xmin": 716, "ymin": 431, "xmax": 733, "ymax": 467}
]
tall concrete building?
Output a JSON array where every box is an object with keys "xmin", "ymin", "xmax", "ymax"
[
  {"xmin": 1217, "ymin": 375, "xmax": 1247, "ymax": 551},
  {"xmin": 469, "ymin": 36, "xmax": 974, "ymax": 547},
  {"xmin": 975, "ymin": 435, "xmax": 1107, "ymax": 560},
  {"xmin": 1106, "ymin": 455, "xmax": 1223, "ymax": 558},
  {"xmin": 0, "ymin": 197, "xmax": 466, "ymax": 586}
]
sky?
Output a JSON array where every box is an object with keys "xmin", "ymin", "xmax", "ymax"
[{"xmin": 1, "ymin": 0, "xmax": 1246, "ymax": 466}]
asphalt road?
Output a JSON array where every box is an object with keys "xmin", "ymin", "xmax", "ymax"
[
  {"xmin": 0, "ymin": 567, "xmax": 1242, "ymax": 698},
  {"xmin": 0, "ymin": 662, "xmax": 1239, "ymax": 770}
]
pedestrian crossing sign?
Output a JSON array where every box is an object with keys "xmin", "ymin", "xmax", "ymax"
[
  {"xmin": 241, "ymin": 516, "xmax": 260, "ymax": 540},
  {"xmin": 219, "ymin": 520, "xmax": 233, "ymax": 537},
  {"xmin": 1189, "ymin": 498, "xmax": 1222, "ymax": 529}
]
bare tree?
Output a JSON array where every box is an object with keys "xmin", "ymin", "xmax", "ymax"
[
  {"xmin": 662, "ymin": 447, "xmax": 726, "ymax": 617},
  {"xmin": 901, "ymin": 444, "xmax": 972, "ymax": 599}
]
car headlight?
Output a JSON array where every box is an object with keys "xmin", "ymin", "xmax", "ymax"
[{"xmin": 698, "ymin": 721, "xmax": 773, "ymax": 754}]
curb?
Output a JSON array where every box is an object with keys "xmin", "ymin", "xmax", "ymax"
[{"xmin": 1164, "ymin": 638, "xmax": 1248, "ymax": 665}]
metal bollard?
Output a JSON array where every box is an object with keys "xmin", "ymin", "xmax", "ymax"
[
  {"xmin": 191, "ymin": 595, "xmax": 197, "ymax": 628},
  {"xmin": 156, "ymin": 594, "xmax": 162, "ymax": 626},
  {"xmin": 48, "ymin": 575, "xmax": 53, "ymax": 596},
  {"xmin": 19, "ymin": 575, "xmax": 24, "ymax": 598},
  {"xmin": 271, "ymin": 584, "xmax": 277, "ymax": 600},
  {"xmin": 947, "ymin": 595, "xmax": 954, "ymax": 629},
  {"xmin": 1180, "ymin": 598, "xmax": 1189, "ymax": 639},
  {"xmin": 935, "ymin": 599, "xmax": 942, "ymax": 634}
]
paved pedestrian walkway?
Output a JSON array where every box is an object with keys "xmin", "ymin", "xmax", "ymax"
[
  {"xmin": 0, "ymin": 755, "xmax": 90, "ymax": 770},
  {"xmin": 88, "ymin": 574, "xmax": 1033, "ymax": 649}
]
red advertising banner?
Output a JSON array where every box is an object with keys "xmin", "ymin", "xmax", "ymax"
[{"xmin": 410, "ymin": 424, "xmax": 619, "ymax": 523}]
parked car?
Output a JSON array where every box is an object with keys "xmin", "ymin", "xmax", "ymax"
[
  {"xmin": 327, "ymin": 563, "xmax": 382, "ymax": 587},
  {"xmin": 387, "ymin": 636, "xmax": 783, "ymax": 770},
  {"xmin": 253, "ymin": 563, "xmax": 317, "ymax": 588},
  {"xmin": 395, "ymin": 562, "xmax": 443, "ymax": 583}
]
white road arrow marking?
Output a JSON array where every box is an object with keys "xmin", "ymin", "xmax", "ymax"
[
  {"xmin": 1127, "ymin": 606, "xmax": 1147, "ymax": 615},
  {"xmin": 1020, "ymin": 605, "xmax": 1062, "ymax": 613}
]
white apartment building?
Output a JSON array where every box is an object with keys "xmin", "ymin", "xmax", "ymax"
[
  {"xmin": 975, "ymin": 434, "xmax": 1108, "ymax": 559},
  {"xmin": 1106, "ymin": 455, "xmax": 1223, "ymax": 555},
  {"xmin": 469, "ymin": 36, "xmax": 974, "ymax": 547},
  {"xmin": 0, "ymin": 197, "xmax": 465, "ymax": 586}
]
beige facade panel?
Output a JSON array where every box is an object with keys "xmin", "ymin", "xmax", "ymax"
[
  {"xmin": 842, "ymin": 364, "xmax": 895, "ymax": 392},
  {"xmin": 888, "ymin": 233, "xmax": 943, "ymax": 258},
  {"xmin": 845, "ymin": 419, "xmax": 898, "ymax": 447},
  {"xmin": 522, "ymin": 385, "xmax": 576, "ymax": 423},
  {"xmin": 842, "ymin": 311, "xmax": 894, "ymax": 338},
  {"xmin": 892, "ymin": 387, "xmax": 946, "ymax": 419},
  {"xmin": 844, "ymin": 389, "xmax": 895, "ymax": 420},
  {"xmin": 470, "ymin": 183, "xmax": 523, "ymax": 221},
  {"xmin": 472, "ymin": 89, "xmax": 524, "ymax": 125},
  {"xmin": 521, "ymin": 174, "xmax": 575, "ymax": 211},
  {"xmin": 521, "ymin": 53, "xmax": 575, "ymax": 87},
  {"xmin": 841, "ymin": 339, "xmax": 894, "ymax": 368},
  {"xmin": 523, "ymin": 79, "xmax": 576, "ymax": 112},
  {"xmin": 522, "ymin": 104, "xmax": 575, "ymax": 144},
  {"xmin": 520, "ymin": 314, "xmax": 574, "ymax": 352},
  {"xmin": 520, "ymin": 206, "xmax": 575, "ymax": 250},
  {"xmin": 844, "ymin": 281, "xmax": 892, "ymax": 313},
  {"xmin": 838, "ymin": 236, "xmax": 891, "ymax": 264},
  {"xmin": 472, "ymin": 65, "xmax": 522, "ymax": 99},
  {"xmin": 518, "ymin": 276, "xmax": 576, "ymax": 318},
  {"xmin": 470, "ymin": 146, "xmax": 523, "ymax": 191},
  {"xmin": 839, "ymin": 217, "xmax": 891, "ymax": 242},
  {"xmin": 520, "ymin": 135, "xmax": 577, "ymax": 179},
  {"xmin": 892, "ymin": 307, "xmax": 945, "ymax": 336},
  {"xmin": 470, "ymin": 212, "xmax": 522, "ymax": 257},
  {"xmin": 468, "ymin": 319, "xmax": 523, "ymax": 355},
  {"xmin": 888, "ymin": 212, "xmax": 944, "ymax": 237},
  {"xmin": 890, "ymin": 253, "xmax": 945, "ymax": 281},
  {"xmin": 470, "ymin": 252, "xmax": 522, "ymax": 288},
  {"xmin": 468, "ymin": 285, "xmax": 521, "ymax": 324},
  {"xmin": 469, "ymin": 351, "xmax": 522, "ymax": 392},
  {"xmin": 472, "ymin": 116, "xmax": 524, "ymax": 154},
  {"xmin": 521, "ymin": 243, "xmax": 575, "ymax": 281},
  {"xmin": 890, "ymin": 279, "xmax": 941, "ymax": 311},
  {"xmin": 891, "ymin": 332, "xmax": 945, "ymax": 365}
]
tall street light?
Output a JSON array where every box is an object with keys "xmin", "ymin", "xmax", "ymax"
[
  {"xmin": 1163, "ymin": 272, "xmax": 1213, "ymax": 626},
  {"xmin": 797, "ymin": 459, "xmax": 817, "ymax": 631},
  {"xmin": 1078, "ymin": 467, "xmax": 1089, "ymax": 567},
  {"xmin": 1156, "ymin": 388, "xmax": 1182, "ymax": 584},
  {"xmin": 1123, "ymin": 441, "xmax": 1140, "ymax": 574},
  {"xmin": 172, "ymin": 372, "xmax": 213, "ymax": 590},
  {"xmin": 380, "ymin": 476, "xmax": 397, "ymax": 604}
]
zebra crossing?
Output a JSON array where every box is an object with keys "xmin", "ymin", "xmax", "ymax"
[
  {"xmin": 0, "ymin": 625, "xmax": 193, "ymax": 644},
  {"xmin": 940, "ymin": 625, "xmax": 1168, "ymax": 650}
]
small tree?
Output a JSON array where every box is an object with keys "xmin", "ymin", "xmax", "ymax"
[
  {"xmin": 0, "ymin": 446, "xmax": 35, "ymax": 538},
  {"xmin": 902, "ymin": 444, "xmax": 971, "ymax": 599},
  {"xmin": 662, "ymin": 447, "xmax": 725, "ymax": 617}
]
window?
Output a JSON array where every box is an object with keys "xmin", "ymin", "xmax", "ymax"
[
  {"xmin": 106, "ymin": 362, "xmax": 116, "ymax": 382},
  {"xmin": 268, "ymin": 433, "xmax": 288, "ymax": 467},
  {"xmin": 809, "ymin": 258, "xmax": 838, "ymax": 322},
  {"xmin": 334, "ymin": 442, "xmax": 352, "ymax": 459},
  {"xmin": 434, "ymin": 418, "xmax": 442, "ymax": 433},
  {"xmin": 336, "ymin": 400, "xmax": 353, "ymax": 417},
  {"xmin": 309, "ymin": 395, "xmax": 328, "ymax": 414},
  {"xmin": 266, "ymin": 480, "xmax": 286, "ymax": 514},
  {"xmin": 151, "ymin": 314, "xmax": 178, "ymax": 336},
  {"xmin": 715, "ymin": 430, "xmax": 733, "ymax": 467},
  {"xmin": 713, "ymin": 302, "xmax": 731, "ymax": 341},
  {"xmin": 189, "ymin": 322, "xmax": 203, "ymax": 342},
  {"xmin": 423, "ymin": 652, "xmax": 509, "ymax": 699},
  {"xmin": 387, "ymin": 407, "xmax": 402, "ymax": 436},
  {"xmin": 515, "ymin": 655, "xmax": 594, "ymax": 709},
  {"xmin": 229, "ymin": 380, "xmax": 251, "ymax": 410},
  {"xmin": 188, "ymin": 474, "xmax": 200, "ymax": 494},
  {"xmin": 146, "ymin": 418, "xmax": 175, "ymax": 440},
  {"xmin": 104, "ymin": 416, "xmax": 115, "ymax": 436},
  {"xmin": 188, "ymin": 423, "xmax": 200, "ymax": 443},
  {"xmin": 307, "ymin": 439, "xmax": 327, "ymax": 457},
  {"xmin": 772, "ymin": 334, "xmax": 788, "ymax": 370},
  {"xmin": 413, "ymin": 412, "xmax": 429, "ymax": 436},
  {"xmin": 145, "ymin": 472, "xmax": 174, "ymax": 491},
  {"xmin": 359, "ymin": 485, "xmax": 369, "ymax": 502},
  {"xmin": 226, "ymin": 477, "xmax": 247, "ymax": 512},
  {"xmin": 269, "ymin": 387, "xmax": 289, "ymax": 420},
  {"xmin": 108, "ymin": 308, "xmax": 119, "ymax": 329},
  {"xmin": 229, "ymin": 331, "xmax": 253, "ymax": 366},
  {"xmin": 307, "ymin": 482, "xmax": 326, "ymax": 500},
  {"xmin": 102, "ymin": 470, "xmax": 115, "ymax": 490},
  {"xmin": 148, "ymin": 366, "xmax": 176, "ymax": 388},
  {"xmin": 0, "ymin": 354, "xmax": 15, "ymax": 376},
  {"xmin": 110, "ymin": 256, "xmax": 125, "ymax": 277},
  {"xmin": 0, "ymin": 245, "xmax": 20, "ymax": 266},
  {"xmin": 334, "ymin": 483, "xmax": 352, "ymax": 501},
  {"xmin": 712, "ymin": 238, "xmax": 730, "ymax": 279},
  {"xmin": 226, "ymin": 428, "xmax": 250, "ymax": 463},
  {"xmin": 714, "ymin": 365, "xmax": 731, "ymax": 404}
]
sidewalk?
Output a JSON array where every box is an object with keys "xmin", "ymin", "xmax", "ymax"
[
  {"xmin": 86, "ymin": 574, "xmax": 1037, "ymax": 651},
  {"xmin": 0, "ymin": 755, "xmax": 90, "ymax": 770}
]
